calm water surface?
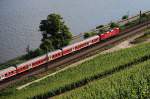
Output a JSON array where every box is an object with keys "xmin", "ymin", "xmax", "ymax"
[{"xmin": 0, "ymin": 0, "xmax": 150, "ymax": 63}]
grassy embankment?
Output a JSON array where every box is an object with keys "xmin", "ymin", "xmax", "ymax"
[
  {"xmin": 55, "ymin": 60, "xmax": 150, "ymax": 99},
  {"xmin": 131, "ymin": 29, "xmax": 150, "ymax": 44},
  {"xmin": 0, "ymin": 42, "xmax": 150, "ymax": 99}
]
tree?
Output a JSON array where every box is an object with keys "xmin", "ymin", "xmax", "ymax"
[
  {"xmin": 96, "ymin": 25, "xmax": 104, "ymax": 29},
  {"xmin": 40, "ymin": 39, "xmax": 54, "ymax": 52},
  {"xmin": 110, "ymin": 22, "xmax": 119, "ymax": 28},
  {"xmin": 84, "ymin": 32, "xmax": 91, "ymax": 38},
  {"xmin": 84, "ymin": 31, "xmax": 96, "ymax": 39},
  {"xmin": 122, "ymin": 15, "xmax": 128, "ymax": 20},
  {"xmin": 39, "ymin": 13, "xmax": 72, "ymax": 51},
  {"xmin": 25, "ymin": 48, "xmax": 45, "ymax": 59}
]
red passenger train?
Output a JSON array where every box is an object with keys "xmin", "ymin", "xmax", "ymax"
[{"xmin": 0, "ymin": 28, "xmax": 120, "ymax": 81}]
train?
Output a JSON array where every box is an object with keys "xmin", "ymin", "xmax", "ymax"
[{"xmin": 0, "ymin": 27, "xmax": 120, "ymax": 81}]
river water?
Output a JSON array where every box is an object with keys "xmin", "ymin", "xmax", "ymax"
[{"xmin": 0, "ymin": 0, "xmax": 150, "ymax": 63}]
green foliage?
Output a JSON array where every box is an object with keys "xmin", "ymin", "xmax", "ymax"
[
  {"xmin": 1, "ymin": 43, "xmax": 150, "ymax": 99},
  {"xmin": 56, "ymin": 60, "xmax": 150, "ymax": 99},
  {"xmin": 40, "ymin": 39, "xmax": 54, "ymax": 52},
  {"xmin": 84, "ymin": 31, "xmax": 96, "ymax": 39},
  {"xmin": 96, "ymin": 25, "xmax": 104, "ymax": 29},
  {"xmin": 110, "ymin": 22, "xmax": 119, "ymax": 28},
  {"xmin": 141, "ymin": 13, "xmax": 148, "ymax": 18},
  {"xmin": 122, "ymin": 12, "xmax": 150, "ymax": 30},
  {"xmin": 25, "ymin": 48, "xmax": 46, "ymax": 60},
  {"xmin": 119, "ymin": 25, "xmax": 126, "ymax": 31},
  {"xmin": 124, "ymin": 20, "xmax": 139, "ymax": 29},
  {"xmin": 98, "ymin": 28, "xmax": 106, "ymax": 34},
  {"xmin": 122, "ymin": 15, "xmax": 129, "ymax": 20},
  {"xmin": 39, "ymin": 13, "xmax": 72, "ymax": 51},
  {"xmin": 84, "ymin": 32, "xmax": 91, "ymax": 38}
]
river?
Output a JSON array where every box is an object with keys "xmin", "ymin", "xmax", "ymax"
[{"xmin": 0, "ymin": 0, "xmax": 150, "ymax": 63}]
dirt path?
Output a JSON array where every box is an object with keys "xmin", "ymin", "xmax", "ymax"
[{"xmin": 101, "ymin": 33, "xmax": 145, "ymax": 54}]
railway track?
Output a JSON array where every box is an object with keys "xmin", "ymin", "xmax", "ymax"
[{"xmin": 0, "ymin": 21, "xmax": 150, "ymax": 90}]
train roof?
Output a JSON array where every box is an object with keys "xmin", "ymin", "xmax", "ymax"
[
  {"xmin": 16, "ymin": 54, "xmax": 47, "ymax": 68},
  {"xmin": 62, "ymin": 35, "xmax": 99, "ymax": 50},
  {"xmin": 48, "ymin": 49, "xmax": 62, "ymax": 56},
  {"xmin": 0, "ymin": 67, "xmax": 16, "ymax": 75},
  {"xmin": 101, "ymin": 28, "xmax": 120, "ymax": 35}
]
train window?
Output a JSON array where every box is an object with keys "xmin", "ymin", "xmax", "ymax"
[
  {"xmin": 43, "ymin": 58, "xmax": 46, "ymax": 61},
  {"xmin": 67, "ymin": 49, "xmax": 70, "ymax": 53},
  {"xmin": 68, "ymin": 49, "xmax": 70, "ymax": 52},
  {"xmin": 5, "ymin": 73, "xmax": 7, "ymax": 76},
  {"xmin": 43, "ymin": 58, "xmax": 45, "ymax": 61},
  {"xmin": 18, "ymin": 68, "xmax": 21, "ymax": 71},
  {"xmin": 33, "ymin": 63, "xmax": 35, "ymax": 66},
  {"xmin": 53, "ymin": 55, "xmax": 55, "ymax": 58}
]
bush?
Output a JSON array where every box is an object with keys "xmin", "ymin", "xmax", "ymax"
[
  {"xmin": 25, "ymin": 48, "xmax": 46, "ymax": 60},
  {"xmin": 122, "ymin": 15, "xmax": 129, "ymax": 20},
  {"xmin": 84, "ymin": 32, "xmax": 91, "ymax": 38},
  {"xmin": 96, "ymin": 25, "xmax": 104, "ymax": 29},
  {"xmin": 110, "ymin": 22, "xmax": 119, "ymax": 28},
  {"xmin": 84, "ymin": 31, "xmax": 96, "ymax": 39},
  {"xmin": 98, "ymin": 28, "xmax": 106, "ymax": 34}
]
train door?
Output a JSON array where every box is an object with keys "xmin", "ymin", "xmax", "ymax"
[
  {"xmin": 0, "ymin": 75, "xmax": 5, "ymax": 81},
  {"xmin": 29, "ymin": 63, "xmax": 32, "ymax": 69}
]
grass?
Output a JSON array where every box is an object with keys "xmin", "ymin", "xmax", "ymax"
[
  {"xmin": 131, "ymin": 30, "xmax": 150, "ymax": 44},
  {"xmin": 0, "ymin": 42, "xmax": 150, "ymax": 99},
  {"xmin": 55, "ymin": 60, "xmax": 150, "ymax": 99}
]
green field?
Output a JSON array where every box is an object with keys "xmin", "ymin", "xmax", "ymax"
[
  {"xmin": 0, "ymin": 42, "xmax": 150, "ymax": 99},
  {"xmin": 55, "ymin": 60, "xmax": 150, "ymax": 99}
]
